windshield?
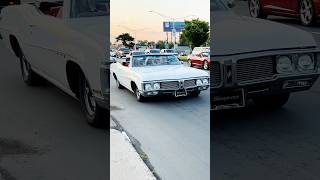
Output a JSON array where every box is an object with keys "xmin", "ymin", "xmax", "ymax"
[
  {"xmin": 132, "ymin": 55, "xmax": 181, "ymax": 67},
  {"xmin": 202, "ymin": 52, "xmax": 210, "ymax": 57},
  {"xmin": 150, "ymin": 49, "xmax": 161, "ymax": 53},
  {"xmin": 212, "ymin": 0, "xmax": 229, "ymax": 11},
  {"xmin": 71, "ymin": 0, "xmax": 108, "ymax": 18},
  {"xmin": 132, "ymin": 52, "xmax": 145, "ymax": 56}
]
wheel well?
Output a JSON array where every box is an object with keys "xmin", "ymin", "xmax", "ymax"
[
  {"xmin": 9, "ymin": 35, "xmax": 21, "ymax": 58},
  {"xmin": 66, "ymin": 61, "xmax": 84, "ymax": 98},
  {"xmin": 131, "ymin": 81, "xmax": 137, "ymax": 91}
]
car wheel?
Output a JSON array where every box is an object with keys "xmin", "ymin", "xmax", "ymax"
[
  {"xmin": 19, "ymin": 49, "xmax": 45, "ymax": 86},
  {"xmin": 300, "ymin": 0, "xmax": 315, "ymax": 26},
  {"xmin": 79, "ymin": 73, "xmax": 107, "ymax": 127},
  {"xmin": 203, "ymin": 60, "xmax": 209, "ymax": 70},
  {"xmin": 252, "ymin": 93, "xmax": 290, "ymax": 109},
  {"xmin": 114, "ymin": 76, "xmax": 124, "ymax": 89},
  {"xmin": 134, "ymin": 87, "xmax": 145, "ymax": 102},
  {"xmin": 249, "ymin": 0, "xmax": 267, "ymax": 18},
  {"xmin": 188, "ymin": 59, "xmax": 193, "ymax": 67}
]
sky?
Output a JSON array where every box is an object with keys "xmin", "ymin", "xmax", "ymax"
[{"xmin": 110, "ymin": 0, "xmax": 210, "ymax": 43}]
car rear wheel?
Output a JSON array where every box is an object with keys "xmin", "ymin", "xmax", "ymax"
[
  {"xmin": 252, "ymin": 93, "xmax": 290, "ymax": 109},
  {"xmin": 113, "ymin": 74, "xmax": 124, "ymax": 89},
  {"xmin": 203, "ymin": 60, "xmax": 209, "ymax": 70},
  {"xmin": 79, "ymin": 73, "xmax": 107, "ymax": 127},
  {"xmin": 249, "ymin": 0, "xmax": 267, "ymax": 18},
  {"xmin": 300, "ymin": 0, "xmax": 315, "ymax": 26},
  {"xmin": 19, "ymin": 49, "xmax": 45, "ymax": 86}
]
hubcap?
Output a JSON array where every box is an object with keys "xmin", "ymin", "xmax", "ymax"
[
  {"xmin": 249, "ymin": 0, "xmax": 260, "ymax": 17},
  {"xmin": 21, "ymin": 56, "xmax": 29, "ymax": 80},
  {"xmin": 84, "ymin": 81, "xmax": 96, "ymax": 116},
  {"xmin": 136, "ymin": 89, "xmax": 140, "ymax": 99},
  {"xmin": 188, "ymin": 60, "xmax": 192, "ymax": 67},
  {"xmin": 204, "ymin": 61, "xmax": 208, "ymax": 70},
  {"xmin": 301, "ymin": 0, "xmax": 313, "ymax": 24}
]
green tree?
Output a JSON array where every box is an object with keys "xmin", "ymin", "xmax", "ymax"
[
  {"xmin": 179, "ymin": 33, "xmax": 189, "ymax": 46},
  {"xmin": 115, "ymin": 33, "xmax": 135, "ymax": 49},
  {"xmin": 182, "ymin": 19, "xmax": 209, "ymax": 48},
  {"xmin": 137, "ymin": 40, "xmax": 149, "ymax": 46}
]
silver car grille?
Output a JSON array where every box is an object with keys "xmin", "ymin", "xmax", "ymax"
[
  {"xmin": 211, "ymin": 61, "xmax": 221, "ymax": 87},
  {"xmin": 236, "ymin": 56, "xmax": 275, "ymax": 83},
  {"xmin": 184, "ymin": 80, "xmax": 196, "ymax": 88},
  {"xmin": 160, "ymin": 81, "xmax": 179, "ymax": 90}
]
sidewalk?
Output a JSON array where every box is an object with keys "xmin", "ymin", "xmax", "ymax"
[{"xmin": 110, "ymin": 119, "xmax": 156, "ymax": 180}]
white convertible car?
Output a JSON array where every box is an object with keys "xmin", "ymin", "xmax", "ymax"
[
  {"xmin": 0, "ymin": 0, "xmax": 109, "ymax": 127},
  {"xmin": 111, "ymin": 54, "xmax": 209, "ymax": 101}
]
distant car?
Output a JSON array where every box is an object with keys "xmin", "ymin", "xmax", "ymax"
[
  {"xmin": 212, "ymin": 0, "xmax": 320, "ymax": 110},
  {"xmin": 116, "ymin": 47, "xmax": 130, "ymax": 58},
  {"xmin": 110, "ymin": 49, "xmax": 116, "ymax": 57},
  {"xmin": 188, "ymin": 52, "xmax": 210, "ymax": 70},
  {"xmin": 0, "ymin": 0, "xmax": 20, "ymax": 10},
  {"xmin": 145, "ymin": 49, "xmax": 161, "ymax": 54},
  {"xmin": 111, "ymin": 54, "xmax": 209, "ymax": 101},
  {"xmin": 248, "ymin": 0, "xmax": 320, "ymax": 26},
  {"xmin": 110, "ymin": 56, "xmax": 116, "ymax": 63},
  {"xmin": 0, "ymin": 0, "xmax": 109, "ymax": 127}
]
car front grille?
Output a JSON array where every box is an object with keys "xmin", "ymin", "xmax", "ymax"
[
  {"xmin": 211, "ymin": 61, "xmax": 221, "ymax": 87},
  {"xmin": 236, "ymin": 56, "xmax": 275, "ymax": 83},
  {"xmin": 161, "ymin": 81, "xmax": 179, "ymax": 90},
  {"xmin": 184, "ymin": 80, "xmax": 196, "ymax": 88}
]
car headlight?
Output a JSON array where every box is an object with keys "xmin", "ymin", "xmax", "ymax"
[
  {"xmin": 277, "ymin": 56, "xmax": 294, "ymax": 73},
  {"xmin": 202, "ymin": 78, "xmax": 209, "ymax": 85},
  {"xmin": 298, "ymin": 54, "xmax": 314, "ymax": 71},
  {"xmin": 196, "ymin": 79, "xmax": 203, "ymax": 86},
  {"xmin": 145, "ymin": 84, "xmax": 153, "ymax": 91},
  {"xmin": 154, "ymin": 83, "xmax": 160, "ymax": 90}
]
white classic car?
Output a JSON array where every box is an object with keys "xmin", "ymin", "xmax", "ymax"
[
  {"xmin": 212, "ymin": 0, "xmax": 320, "ymax": 110},
  {"xmin": 111, "ymin": 54, "xmax": 209, "ymax": 101},
  {"xmin": 0, "ymin": 0, "xmax": 109, "ymax": 127}
]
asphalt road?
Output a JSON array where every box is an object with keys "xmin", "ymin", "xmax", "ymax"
[
  {"xmin": 0, "ymin": 42, "xmax": 107, "ymax": 180},
  {"xmin": 110, "ymin": 61, "xmax": 210, "ymax": 180},
  {"xmin": 212, "ymin": 2, "xmax": 320, "ymax": 180}
]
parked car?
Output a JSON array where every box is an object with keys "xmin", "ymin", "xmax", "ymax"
[
  {"xmin": 0, "ymin": 0, "xmax": 109, "ymax": 127},
  {"xmin": 111, "ymin": 54, "xmax": 209, "ymax": 101},
  {"xmin": 110, "ymin": 49, "xmax": 116, "ymax": 57},
  {"xmin": 116, "ymin": 47, "xmax": 130, "ymax": 58},
  {"xmin": 212, "ymin": 0, "xmax": 320, "ymax": 110},
  {"xmin": 187, "ymin": 52, "xmax": 210, "ymax": 70},
  {"xmin": 145, "ymin": 49, "xmax": 161, "ymax": 54},
  {"xmin": 0, "ymin": 0, "xmax": 20, "ymax": 11},
  {"xmin": 248, "ymin": 0, "xmax": 320, "ymax": 26}
]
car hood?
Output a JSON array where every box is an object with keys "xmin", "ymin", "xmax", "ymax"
[
  {"xmin": 132, "ymin": 65, "xmax": 209, "ymax": 81},
  {"xmin": 213, "ymin": 11, "xmax": 317, "ymax": 56},
  {"xmin": 68, "ymin": 16, "xmax": 108, "ymax": 49}
]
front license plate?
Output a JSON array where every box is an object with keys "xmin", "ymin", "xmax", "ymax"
[
  {"xmin": 175, "ymin": 89, "xmax": 187, "ymax": 97},
  {"xmin": 212, "ymin": 89, "xmax": 245, "ymax": 110}
]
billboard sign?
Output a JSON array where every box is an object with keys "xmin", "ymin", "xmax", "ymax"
[{"xmin": 163, "ymin": 21, "xmax": 185, "ymax": 32}]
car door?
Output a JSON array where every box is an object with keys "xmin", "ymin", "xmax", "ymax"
[
  {"xmin": 116, "ymin": 61, "xmax": 132, "ymax": 89},
  {"xmin": 22, "ymin": 5, "xmax": 66, "ymax": 84}
]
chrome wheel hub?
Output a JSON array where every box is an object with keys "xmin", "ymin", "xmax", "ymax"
[
  {"xmin": 301, "ymin": 0, "xmax": 313, "ymax": 24},
  {"xmin": 84, "ymin": 82, "xmax": 96, "ymax": 116},
  {"xmin": 249, "ymin": 0, "xmax": 260, "ymax": 17}
]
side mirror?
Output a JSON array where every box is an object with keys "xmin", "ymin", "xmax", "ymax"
[
  {"xmin": 122, "ymin": 62, "xmax": 129, "ymax": 66},
  {"xmin": 227, "ymin": 0, "xmax": 235, "ymax": 8}
]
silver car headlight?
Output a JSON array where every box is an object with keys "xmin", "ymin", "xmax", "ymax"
[
  {"xmin": 277, "ymin": 56, "xmax": 294, "ymax": 73},
  {"xmin": 145, "ymin": 83, "xmax": 153, "ymax": 91},
  {"xmin": 196, "ymin": 79, "xmax": 203, "ymax": 86},
  {"xmin": 298, "ymin": 54, "xmax": 314, "ymax": 71},
  {"xmin": 202, "ymin": 78, "xmax": 209, "ymax": 85},
  {"xmin": 153, "ymin": 83, "xmax": 160, "ymax": 90}
]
